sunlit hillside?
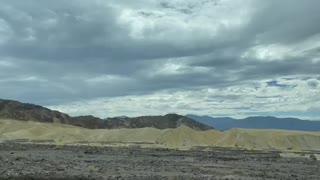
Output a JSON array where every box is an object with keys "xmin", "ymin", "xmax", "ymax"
[{"xmin": 1, "ymin": 119, "xmax": 320, "ymax": 151}]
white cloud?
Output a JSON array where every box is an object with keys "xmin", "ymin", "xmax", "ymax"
[
  {"xmin": 242, "ymin": 44, "xmax": 294, "ymax": 61},
  {"xmin": 0, "ymin": 76, "xmax": 47, "ymax": 83},
  {"xmin": 0, "ymin": 18, "xmax": 13, "ymax": 44},
  {"xmin": 48, "ymin": 77, "xmax": 320, "ymax": 120},
  {"xmin": 149, "ymin": 60, "xmax": 211, "ymax": 77},
  {"xmin": 85, "ymin": 75, "xmax": 132, "ymax": 84},
  {"xmin": 0, "ymin": 60, "xmax": 16, "ymax": 67},
  {"xmin": 242, "ymin": 34, "xmax": 320, "ymax": 62},
  {"xmin": 117, "ymin": 0, "xmax": 254, "ymax": 43}
]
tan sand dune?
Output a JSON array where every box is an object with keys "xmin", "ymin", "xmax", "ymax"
[{"xmin": 1, "ymin": 119, "xmax": 320, "ymax": 151}]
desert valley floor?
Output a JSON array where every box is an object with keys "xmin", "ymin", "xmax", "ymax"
[
  {"xmin": 0, "ymin": 143, "xmax": 320, "ymax": 180},
  {"xmin": 0, "ymin": 119, "xmax": 320, "ymax": 180}
]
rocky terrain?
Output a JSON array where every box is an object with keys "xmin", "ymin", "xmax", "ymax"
[
  {"xmin": 110, "ymin": 114, "xmax": 214, "ymax": 130},
  {"xmin": 0, "ymin": 99, "xmax": 213, "ymax": 130},
  {"xmin": 74, "ymin": 114, "xmax": 213, "ymax": 130},
  {"xmin": 0, "ymin": 143, "xmax": 319, "ymax": 180},
  {"xmin": 0, "ymin": 99, "xmax": 72, "ymax": 124}
]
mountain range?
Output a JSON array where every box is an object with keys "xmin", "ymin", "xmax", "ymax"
[
  {"xmin": 1, "ymin": 98, "xmax": 319, "ymax": 132},
  {"xmin": 0, "ymin": 99, "xmax": 213, "ymax": 131},
  {"xmin": 187, "ymin": 114, "xmax": 320, "ymax": 131}
]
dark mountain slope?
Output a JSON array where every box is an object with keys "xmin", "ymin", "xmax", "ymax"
[
  {"xmin": 0, "ymin": 99, "xmax": 214, "ymax": 130},
  {"xmin": 103, "ymin": 114, "xmax": 214, "ymax": 130},
  {"xmin": 0, "ymin": 99, "xmax": 72, "ymax": 124}
]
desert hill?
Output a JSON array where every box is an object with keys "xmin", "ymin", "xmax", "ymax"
[
  {"xmin": 1, "ymin": 119, "xmax": 320, "ymax": 151},
  {"xmin": 2, "ymin": 99, "xmax": 320, "ymax": 152},
  {"xmin": 0, "ymin": 99, "xmax": 72, "ymax": 124},
  {"xmin": 187, "ymin": 114, "xmax": 320, "ymax": 131},
  {"xmin": 104, "ymin": 114, "xmax": 213, "ymax": 130},
  {"xmin": 0, "ymin": 99, "xmax": 213, "ymax": 131}
]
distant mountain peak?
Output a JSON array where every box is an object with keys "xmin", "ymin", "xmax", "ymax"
[{"xmin": 187, "ymin": 114, "xmax": 320, "ymax": 131}]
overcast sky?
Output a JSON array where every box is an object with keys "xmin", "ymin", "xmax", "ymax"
[{"xmin": 0, "ymin": 0, "xmax": 319, "ymax": 119}]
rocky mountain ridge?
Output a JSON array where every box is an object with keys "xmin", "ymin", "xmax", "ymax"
[{"xmin": 0, "ymin": 99, "xmax": 213, "ymax": 131}]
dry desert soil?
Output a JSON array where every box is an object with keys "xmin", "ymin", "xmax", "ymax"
[{"xmin": 0, "ymin": 143, "xmax": 319, "ymax": 180}]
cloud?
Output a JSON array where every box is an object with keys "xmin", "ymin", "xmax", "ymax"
[
  {"xmin": 48, "ymin": 77, "xmax": 320, "ymax": 120},
  {"xmin": 0, "ymin": 18, "xmax": 13, "ymax": 44},
  {"xmin": 0, "ymin": 0, "xmax": 319, "ymax": 119}
]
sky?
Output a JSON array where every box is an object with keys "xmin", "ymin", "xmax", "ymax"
[{"xmin": 0, "ymin": 0, "xmax": 319, "ymax": 119}]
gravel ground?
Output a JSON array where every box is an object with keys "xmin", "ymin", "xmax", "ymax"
[{"xmin": 0, "ymin": 143, "xmax": 319, "ymax": 180}]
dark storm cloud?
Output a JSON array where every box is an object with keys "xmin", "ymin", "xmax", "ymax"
[
  {"xmin": 248, "ymin": 0, "xmax": 320, "ymax": 44},
  {"xmin": 0, "ymin": 0, "xmax": 223, "ymax": 61},
  {"xmin": 0, "ymin": 0, "xmax": 320, "ymax": 106},
  {"xmin": 0, "ymin": 0, "xmax": 130, "ymax": 61}
]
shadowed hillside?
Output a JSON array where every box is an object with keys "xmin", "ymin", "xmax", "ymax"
[
  {"xmin": 0, "ymin": 99, "xmax": 213, "ymax": 131},
  {"xmin": 0, "ymin": 99, "xmax": 72, "ymax": 124}
]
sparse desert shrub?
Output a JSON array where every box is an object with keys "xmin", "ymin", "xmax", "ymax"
[
  {"xmin": 53, "ymin": 145, "xmax": 63, "ymax": 150},
  {"xmin": 309, "ymin": 154, "xmax": 317, "ymax": 161},
  {"xmin": 168, "ymin": 176, "xmax": 181, "ymax": 180},
  {"xmin": 233, "ymin": 170, "xmax": 245, "ymax": 175},
  {"xmin": 88, "ymin": 165, "xmax": 100, "ymax": 173},
  {"xmin": 14, "ymin": 155, "xmax": 24, "ymax": 161}
]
